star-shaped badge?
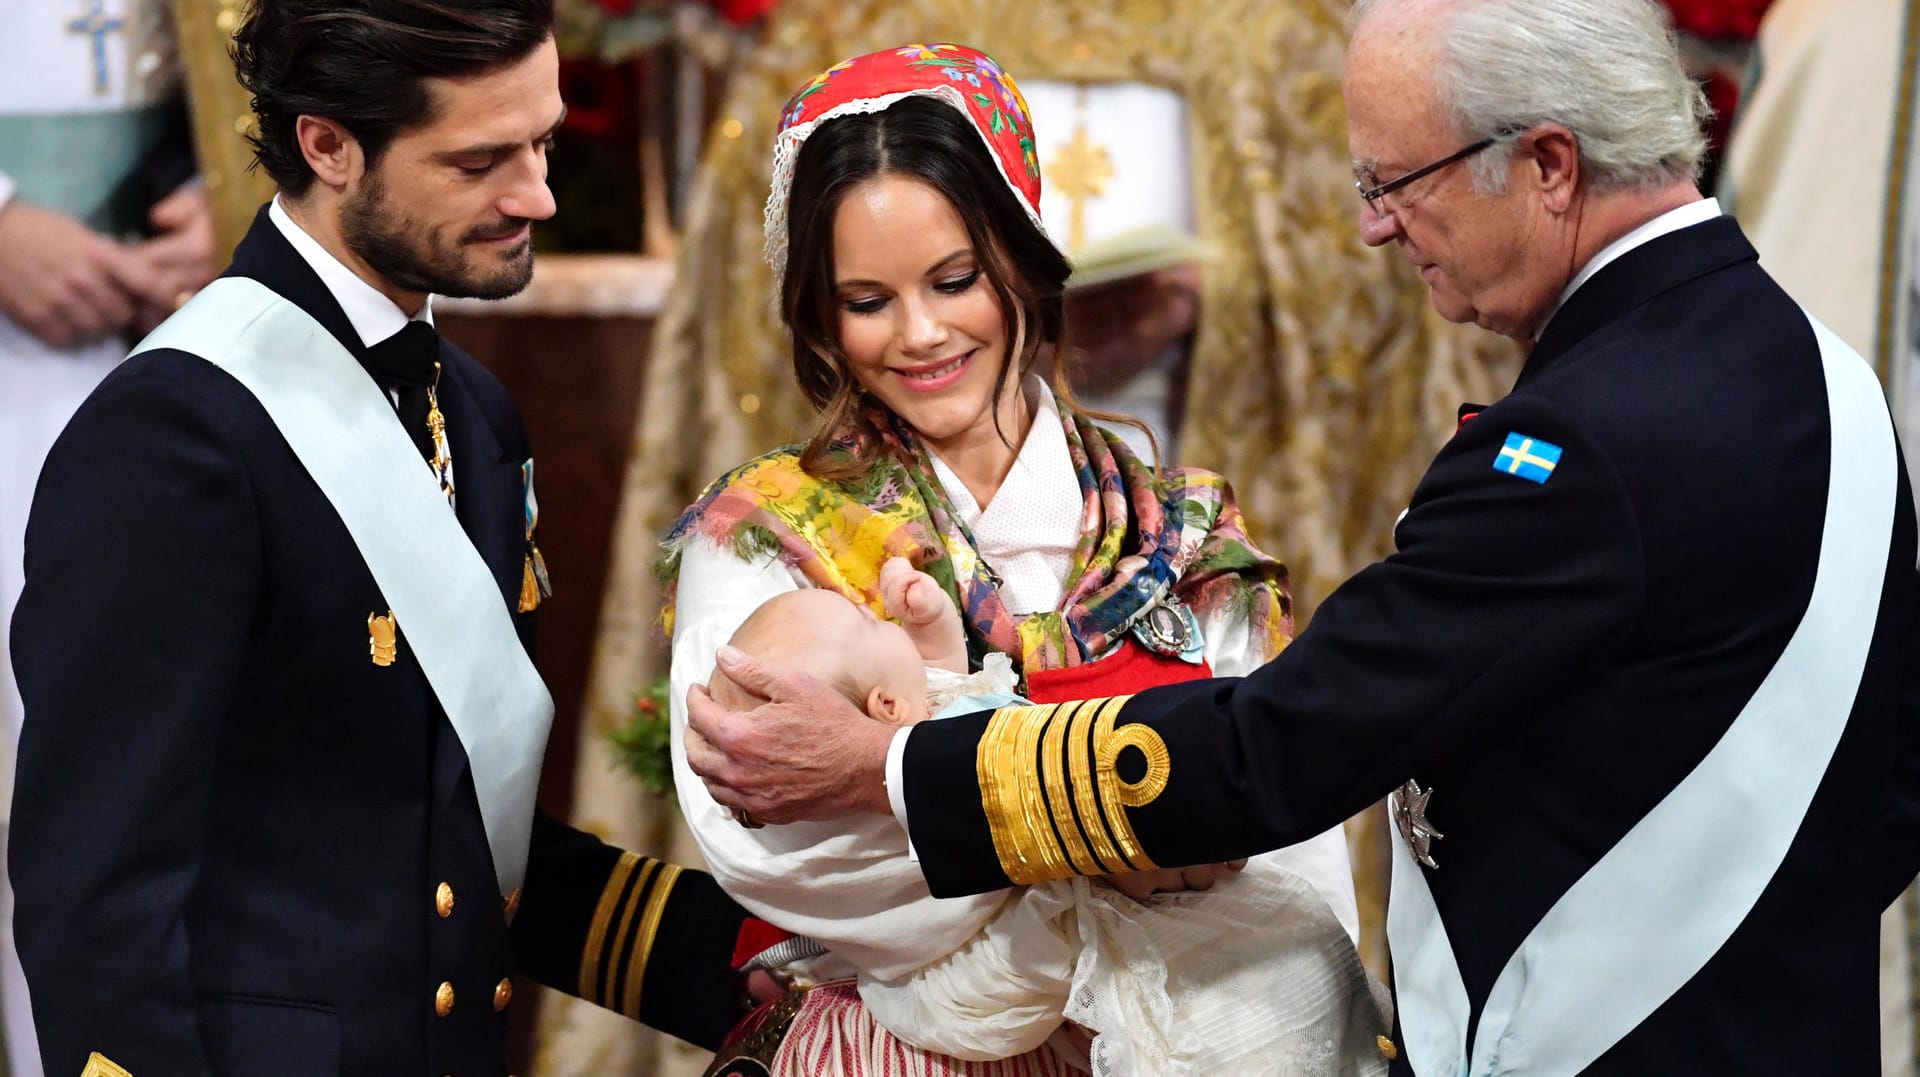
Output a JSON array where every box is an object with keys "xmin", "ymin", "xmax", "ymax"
[{"xmin": 1393, "ymin": 779, "xmax": 1445, "ymax": 869}]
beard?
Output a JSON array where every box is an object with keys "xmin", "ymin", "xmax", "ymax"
[{"xmin": 341, "ymin": 168, "xmax": 536, "ymax": 301}]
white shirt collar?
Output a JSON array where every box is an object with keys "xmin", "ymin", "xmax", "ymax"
[
  {"xmin": 928, "ymin": 376, "xmax": 1083, "ymax": 615},
  {"xmin": 268, "ymin": 195, "xmax": 433, "ymax": 347},
  {"xmin": 1538, "ymin": 196, "xmax": 1721, "ymax": 338}
]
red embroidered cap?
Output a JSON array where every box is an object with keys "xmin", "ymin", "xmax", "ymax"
[{"xmin": 764, "ymin": 43, "xmax": 1045, "ymax": 286}]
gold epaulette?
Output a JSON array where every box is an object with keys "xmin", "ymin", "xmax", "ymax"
[
  {"xmin": 579, "ymin": 851, "xmax": 682, "ymax": 1019},
  {"xmin": 977, "ymin": 696, "xmax": 1169, "ymax": 885}
]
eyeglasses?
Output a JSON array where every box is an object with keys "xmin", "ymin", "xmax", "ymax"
[{"xmin": 1354, "ymin": 136, "xmax": 1498, "ymax": 217}]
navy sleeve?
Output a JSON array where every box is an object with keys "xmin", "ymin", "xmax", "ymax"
[
  {"xmin": 904, "ymin": 394, "xmax": 1645, "ymax": 896},
  {"xmin": 9, "ymin": 356, "xmax": 257, "ymax": 1075}
]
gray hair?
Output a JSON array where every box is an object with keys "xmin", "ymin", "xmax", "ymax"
[{"xmin": 1350, "ymin": 0, "xmax": 1711, "ymax": 194}]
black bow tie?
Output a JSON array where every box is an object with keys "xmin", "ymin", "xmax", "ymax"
[
  {"xmin": 363, "ymin": 321, "xmax": 440, "ymax": 391},
  {"xmin": 364, "ymin": 322, "xmax": 442, "ymax": 463}
]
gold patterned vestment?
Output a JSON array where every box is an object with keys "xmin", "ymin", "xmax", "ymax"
[{"xmin": 169, "ymin": 0, "xmax": 275, "ymax": 259}]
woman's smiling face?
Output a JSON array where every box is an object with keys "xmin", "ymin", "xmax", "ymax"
[{"xmin": 830, "ymin": 172, "xmax": 1020, "ymax": 456}]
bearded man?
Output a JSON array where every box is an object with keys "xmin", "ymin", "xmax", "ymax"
[{"xmin": 5, "ymin": 2, "xmax": 757, "ymax": 1074}]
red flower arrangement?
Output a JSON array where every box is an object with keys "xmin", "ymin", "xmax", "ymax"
[{"xmin": 1661, "ymin": 0, "xmax": 1773, "ymax": 42}]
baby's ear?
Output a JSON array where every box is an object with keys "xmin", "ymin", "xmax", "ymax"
[{"xmin": 867, "ymin": 684, "xmax": 912, "ymax": 725}]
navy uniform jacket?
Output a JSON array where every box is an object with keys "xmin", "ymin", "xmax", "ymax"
[
  {"xmin": 9, "ymin": 208, "xmax": 750, "ymax": 1076},
  {"xmin": 901, "ymin": 216, "xmax": 1920, "ymax": 1074}
]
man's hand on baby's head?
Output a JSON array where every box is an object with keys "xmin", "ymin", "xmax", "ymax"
[
  {"xmin": 879, "ymin": 556, "xmax": 953, "ymax": 626},
  {"xmin": 685, "ymin": 643, "xmax": 896, "ymax": 823}
]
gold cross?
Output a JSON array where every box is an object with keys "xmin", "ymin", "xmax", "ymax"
[
  {"xmin": 1046, "ymin": 120, "xmax": 1114, "ymax": 253},
  {"xmin": 66, "ymin": 0, "xmax": 126, "ymax": 96}
]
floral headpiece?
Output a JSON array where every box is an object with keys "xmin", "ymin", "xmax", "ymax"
[{"xmin": 764, "ymin": 43, "xmax": 1045, "ymax": 288}]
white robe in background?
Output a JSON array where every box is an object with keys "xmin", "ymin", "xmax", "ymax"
[{"xmin": 0, "ymin": 6, "xmax": 183, "ymax": 1075}]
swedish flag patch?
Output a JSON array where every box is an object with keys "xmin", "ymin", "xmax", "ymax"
[{"xmin": 1494, "ymin": 432, "xmax": 1562, "ymax": 484}]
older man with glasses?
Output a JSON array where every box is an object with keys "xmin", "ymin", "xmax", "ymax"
[{"xmin": 683, "ymin": 0, "xmax": 1920, "ymax": 1073}]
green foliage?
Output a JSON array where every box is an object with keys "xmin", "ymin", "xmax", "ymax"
[{"xmin": 609, "ymin": 672, "xmax": 676, "ymax": 798}]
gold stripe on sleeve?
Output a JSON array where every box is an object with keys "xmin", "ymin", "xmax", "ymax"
[
  {"xmin": 619, "ymin": 862, "xmax": 683, "ymax": 1019},
  {"xmin": 601, "ymin": 857, "xmax": 660, "ymax": 1010},
  {"xmin": 1066, "ymin": 696, "xmax": 1128, "ymax": 873},
  {"xmin": 1040, "ymin": 700, "xmax": 1108, "ymax": 876},
  {"xmin": 1092, "ymin": 696, "xmax": 1162, "ymax": 871},
  {"xmin": 979, "ymin": 702, "xmax": 1076, "ymax": 884},
  {"xmin": 578, "ymin": 851, "xmax": 641, "ymax": 1001}
]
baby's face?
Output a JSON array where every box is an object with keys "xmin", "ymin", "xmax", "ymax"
[
  {"xmin": 770, "ymin": 590, "xmax": 929, "ymax": 723},
  {"xmin": 829, "ymin": 597, "xmax": 930, "ymax": 721}
]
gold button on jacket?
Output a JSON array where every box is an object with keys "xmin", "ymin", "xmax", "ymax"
[
  {"xmin": 493, "ymin": 977, "xmax": 512, "ymax": 1011},
  {"xmin": 434, "ymin": 981, "xmax": 455, "ymax": 1017},
  {"xmin": 435, "ymin": 882, "xmax": 455, "ymax": 919}
]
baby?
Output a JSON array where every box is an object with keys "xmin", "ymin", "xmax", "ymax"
[
  {"xmin": 706, "ymin": 559, "xmax": 1389, "ymax": 1077},
  {"xmin": 707, "ymin": 556, "xmax": 999, "ymax": 727}
]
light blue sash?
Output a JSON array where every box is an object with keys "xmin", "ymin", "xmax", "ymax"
[
  {"xmin": 1388, "ymin": 312, "xmax": 1897, "ymax": 1076},
  {"xmin": 132, "ymin": 278, "xmax": 554, "ymax": 896}
]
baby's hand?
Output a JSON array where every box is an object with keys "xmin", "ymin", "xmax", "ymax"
[
  {"xmin": 880, "ymin": 556, "xmax": 969, "ymax": 673},
  {"xmin": 880, "ymin": 556, "xmax": 954, "ymax": 627}
]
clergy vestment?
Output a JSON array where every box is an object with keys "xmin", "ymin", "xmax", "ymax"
[
  {"xmin": 895, "ymin": 208, "xmax": 1920, "ymax": 1074},
  {"xmin": 0, "ymin": 4, "xmax": 196, "ymax": 1075},
  {"xmin": 8, "ymin": 204, "xmax": 752, "ymax": 1076}
]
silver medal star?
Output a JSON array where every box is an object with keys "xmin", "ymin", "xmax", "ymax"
[{"xmin": 1393, "ymin": 779, "xmax": 1445, "ymax": 869}]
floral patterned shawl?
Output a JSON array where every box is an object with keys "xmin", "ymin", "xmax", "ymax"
[{"xmin": 661, "ymin": 400, "xmax": 1292, "ymax": 678}]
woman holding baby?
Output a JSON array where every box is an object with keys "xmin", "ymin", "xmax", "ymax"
[{"xmin": 665, "ymin": 44, "xmax": 1384, "ymax": 1076}]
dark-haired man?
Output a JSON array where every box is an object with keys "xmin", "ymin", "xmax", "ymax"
[{"xmin": 8, "ymin": 2, "xmax": 752, "ymax": 1074}]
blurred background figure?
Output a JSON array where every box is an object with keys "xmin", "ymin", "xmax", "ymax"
[
  {"xmin": 0, "ymin": 3, "xmax": 219, "ymax": 1074},
  {"xmin": 1023, "ymin": 79, "xmax": 1206, "ymax": 465}
]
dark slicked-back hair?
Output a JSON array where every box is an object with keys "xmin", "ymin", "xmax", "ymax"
[{"xmin": 233, "ymin": 0, "xmax": 556, "ymax": 195}]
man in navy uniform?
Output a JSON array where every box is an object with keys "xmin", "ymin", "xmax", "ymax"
[
  {"xmin": 684, "ymin": 0, "xmax": 1920, "ymax": 1072},
  {"xmin": 8, "ymin": 2, "xmax": 755, "ymax": 1073}
]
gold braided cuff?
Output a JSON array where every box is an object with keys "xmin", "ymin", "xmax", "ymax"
[
  {"xmin": 977, "ymin": 696, "xmax": 1165, "ymax": 884},
  {"xmin": 579, "ymin": 852, "xmax": 683, "ymax": 1020}
]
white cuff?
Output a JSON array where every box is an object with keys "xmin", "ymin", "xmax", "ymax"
[
  {"xmin": 887, "ymin": 725, "xmax": 917, "ymax": 860},
  {"xmin": 0, "ymin": 172, "xmax": 16, "ymax": 217}
]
